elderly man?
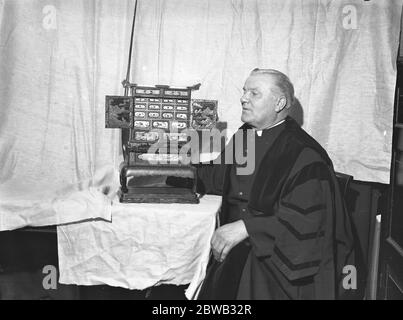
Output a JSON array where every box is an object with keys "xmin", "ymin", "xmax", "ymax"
[{"xmin": 195, "ymin": 68, "xmax": 356, "ymax": 300}]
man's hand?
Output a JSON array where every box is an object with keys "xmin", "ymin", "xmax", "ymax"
[{"xmin": 211, "ymin": 220, "xmax": 249, "ymax": 262}]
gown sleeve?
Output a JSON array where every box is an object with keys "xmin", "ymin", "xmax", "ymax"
[
  {"xmin": 195, "ymin": 161, "xmax": 226, "ymax": 195},
  {"xmin": 195, "ymin": 134, "xmax": 235, "ymax": 195}
]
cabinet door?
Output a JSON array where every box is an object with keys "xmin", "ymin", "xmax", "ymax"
[{"xmin": 378, "ymin": 61, "xmax": 403, "ymax": 300}]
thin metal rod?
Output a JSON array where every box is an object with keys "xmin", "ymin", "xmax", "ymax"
[
  {"xmin": 124, "ymin": 0, "xmax": 138, "ymax": 95},
  {"xmin": 122, "ymin": 0, "xmax": 138, "ymax": 157}
]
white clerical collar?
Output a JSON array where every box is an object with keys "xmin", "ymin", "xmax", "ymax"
[{"xmin": 256, "ymin": 119, "xmax": 286, "ymax": 136}]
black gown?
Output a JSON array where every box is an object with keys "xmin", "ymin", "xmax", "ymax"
[{"xmin": 196, "ymin": 117, "xmax": 357, "ymax": 300}]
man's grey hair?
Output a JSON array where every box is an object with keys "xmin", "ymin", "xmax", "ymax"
[{"xmin": 250, "ymin": 68, "xmax": 295, "ymax": 108}]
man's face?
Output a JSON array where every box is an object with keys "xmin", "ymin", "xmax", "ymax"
[{"xmin": 240, "ymin": 74, "xmax": 279, "ymax": 129}]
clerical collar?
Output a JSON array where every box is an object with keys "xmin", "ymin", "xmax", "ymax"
[{"xmin": 256, "ymin": 119, "xmax": 286, "ymax": 136}]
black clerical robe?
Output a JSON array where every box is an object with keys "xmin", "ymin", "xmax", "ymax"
[{"xmin": 196, "ymin": 117, "xmax": 356, "ymax": 300}]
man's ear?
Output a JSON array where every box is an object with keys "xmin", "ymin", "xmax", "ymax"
[{"xmin": 275, "ymin": 96, "xmax": 287, "ymax": 112}]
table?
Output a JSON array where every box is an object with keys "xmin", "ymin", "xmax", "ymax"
[{"xmin": 57, "ymin": 194, "xmax": 221, "ymax": 299}]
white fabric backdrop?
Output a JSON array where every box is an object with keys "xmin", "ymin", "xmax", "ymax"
[{"xmin": 0, "ymin": 0, "xmax": 401, "ymax": 230}]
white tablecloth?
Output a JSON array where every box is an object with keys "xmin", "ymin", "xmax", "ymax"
[{"xmin": 57, "ymin": 195, "xmax": 220, "ymax": 299}]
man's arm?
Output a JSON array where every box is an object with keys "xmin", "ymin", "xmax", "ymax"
[
  {"xmin": 194, "ymin": 160, "xmax": 226, "ymax": 195},
  {"xmin": 194, "ymin": 133, "xmax": 236, "ymax": 195}
]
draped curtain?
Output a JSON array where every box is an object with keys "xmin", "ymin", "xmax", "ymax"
[{"xmin": 0, "ymin": 0, "xmax": 401, "ymax": 230}]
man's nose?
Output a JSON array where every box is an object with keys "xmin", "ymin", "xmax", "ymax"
[{"xmin": 240, "ymin": 92, "xmax": 248, "ymax": 104}]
